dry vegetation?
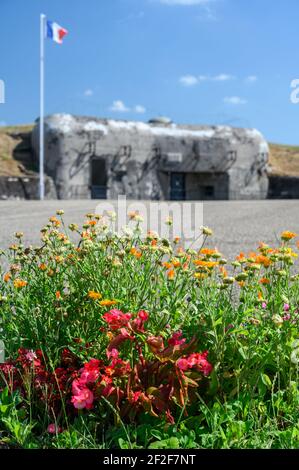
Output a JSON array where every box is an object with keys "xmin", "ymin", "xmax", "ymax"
[
  {"xmin": 0, "ymin": 125, "xmax": 34, "ymax": 176},
  {"xmin": 269, "ymin": 143, "xmax": 299, "ymax": 177}
]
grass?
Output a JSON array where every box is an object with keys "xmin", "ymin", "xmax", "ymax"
[{"xmin": 0, "ymin": 212, "xmax": 299, "ymax": 449}]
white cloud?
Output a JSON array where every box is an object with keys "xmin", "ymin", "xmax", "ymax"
[
  {"xmin": 179, "ymin": 74, "xmax": 235, "ymax": 87},
  {"xmin": 213, "ymin": 74, "xmax": 235, "ymax": 81},
  {"xmin": 134, "ymin": 105, "xmax": 146, "ymax": 114},
  {"xmin": 159, "ymin": 0, "xmax": 211, "ymax": 5},
  {"xmin": 179, "ymin": 75, "xmax": 199, "ymax": 87},
  {"xmin": 223, "ymin": 96, "xmax": 247, "ymax": 105},
  {"xmin": 245, "ymin": 75, "xmax": 257, "ymax": 83},
  {"xmin": 84, "ymin": 89, "xmax": 94, "ymax": 97},
  {"xmin": 109, "ymin": 100, "xmax": 130, "ymax": 112}
]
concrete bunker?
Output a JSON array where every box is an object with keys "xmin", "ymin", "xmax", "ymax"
[{"xmin": 31, "ymin": 114, "xmax": 269, "ymax": 201}]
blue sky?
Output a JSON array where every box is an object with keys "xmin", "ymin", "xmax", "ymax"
[{"xmin": 0, "ymin": 0, "xmax": 299, "ymax": 144}]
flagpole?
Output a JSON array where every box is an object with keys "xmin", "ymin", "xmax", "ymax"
[{"xmin": 39, "ymin": 13, "xmax": 46, "ymax": 200}]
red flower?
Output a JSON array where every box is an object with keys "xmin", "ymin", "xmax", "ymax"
[
  {"xmin": 138, "ymin": 310, "xmax": 149, "ymax": 321},
  {"xmin": 103, "ymin": 309, "xmax": 132, "ymax": 330},
  {"xmin": 131, "ymin": 310, "xmax": 149, "ymax": 333},
  {"xmin": 168, "ymin": 331, "xmax": 186, "ymax": 347},
  {"xmin": 177, "ymin": 351, "xmax": 213, "ymax": 376},
  {"xmin": 107, "ymin": 328, "xmax": 135, "ymax": 352}
]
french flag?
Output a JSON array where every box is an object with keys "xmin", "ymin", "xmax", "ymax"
[{"xmin": 46, "ymin": 20, "xmax": 68, "ymax": 44}]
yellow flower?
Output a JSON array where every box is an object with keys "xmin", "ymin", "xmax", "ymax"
[
  {"xmin": 281, "ymin": 231, "xmax": 297, "ymax": 241},
  {"xmin": 194, "ymin": 273, "xmax": 207, "ymax": 280},
  {"xmin": 202, "ymin": 226, "xmax": 213, "ymax": 236},
  {"xmin": 99, "ymin": 299, "xmax": 118, "ymax": 307},
  {"xmin": 88, "ymin": 291, "xmax": 102, "ymax": 300},
  {"xmin": 14, "ymin": 232, "xmax": 24, "ymax": 239},
  {"xmin": 13, "ymin": 279, "xmax": 27, "ymax": 289}
]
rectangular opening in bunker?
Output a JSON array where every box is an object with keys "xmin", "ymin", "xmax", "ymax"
[
  {"xmin": 185, "ymin": 173, "xmax": 229, "ymax": 200},
  {"xmin": 91, "ymin": 158, "xmax": 107, "ymax": 199},
  {"xmin": 170, "ymin": 173, "xmax": 186, "ymax": 200}
]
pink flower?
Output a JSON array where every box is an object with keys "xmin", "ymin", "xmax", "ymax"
[
  {"xmin": 283, "ymin": 314, "xmax": 291, "ymax": 321},
  {"xmin": 262, "ymin": 302, "xmax": 267, "ymax": 310},
  {"xmin": 25, "ymin": 351, "xmax": 37, "ymax": 362},
  {"xmin": 71, "ymin": 387, "xmax": 94, "ymax": 409},
  {"xmin": 283, "ymin": 304, "xmax": 290, "ymax": 312},
  {"xmin": 107, "ymin": 348, "xmax": 119, "ymax": 360},
  {"xmin": 176, "ymin": 358, "xmax": 190, "ymax": 371},
  {"xmin": 168, "ymin": 331, "xmax": 186, "ymax": 347},
  {"xmin": 47, "ymin": 423, "xmax": 62, "ymax": 434}
]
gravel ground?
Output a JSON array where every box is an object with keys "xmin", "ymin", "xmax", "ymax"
[{"xmin": 0, "ymin": 200, "xmax": 299, "ymax": 259}]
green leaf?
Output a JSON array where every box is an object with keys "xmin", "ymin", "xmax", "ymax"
[{"xmin": 261, "ymin": 373, "xmax": 272, "ymax": 388}]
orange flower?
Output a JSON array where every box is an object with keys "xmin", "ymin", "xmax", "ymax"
[
  {"xmin": 130, "ymin": 247, "xmax": 142, "ymax": 259},
  {"xmin": 200, "ymin": 248, "xmax": 217, "ymax": 256},
  {"xmin": 219, "ymin": 266, "xmax": 228, "ymax": 278},
  {"xmin": 56, "ymin": 291, "xmax": 61, "ymax": 300},
  {"xmin": 172, "ymin": 260, "xmax": 181, "ymax": 268},
  {"xmin": 88, "ymin": 220, "xmax": 97, "ymax": 226},
  {"xmin": 281, "ymin": 231, "xmax": 298, "ymax": 241},
  {"xmin": 55, "ymin": 256, "xmax": 63, "ymax": 264},
  {"xmin": 4, "ymin": 272, "xmax": 11, "ymax": 283},
  {"xmin": 13, "ymin": 279, "xmax": 27, "ymax": 289},
  {"xmin": 193, "ymin": 260, "xmax": 218, "ymax": 269},
  {"xmin": 236, "ymin": 252, "xmax": 246, "ymax": 262},
  {"xmin": 174, "ymin": 236, "xmax": 181, "ymax": 244},
  {"xmin": 128, "ymin": 211, "xmax": 139, "ymax": 220},
  {"xmin": 259, "ymin": 278, "xmax": 270, "ymax": 285},
  {"xmin": 163, "ymin": 262, "xmax": 172, "ymax": 269},
  {"xmin": 151, "ymin": 239, "xmax": 158, "ymax": 247},
  {"xmin": 39, "ymin": 263, "xmax": 47, "ymax": 271},
  {"xmin": 258, "ymin": 291, "xmax": 263, "ymax": 300},
  {"xmin": 81, "ymin": 231, "xmax": 91, "ymax": 239},
  {"xmin": 49, "ymin": 216, "xmax": 61, "ymax": 227},
  {"xmin": 99, "ymin": 299, "xmax": 118, "ymax": 307},
  {"xmin": 88, "ymin": 291, "xmax": 102, "ymax": 300},
  {"xmin": 255, "ymin": 255, "xmax": 272, "ymax": 268},
  {"xmin": 167, "ymin": 269, "xmax": 175, "ymax": 280},
  {"xmin": 238, "ymin": 281, "xmax": 246, "ymax": 288}
]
